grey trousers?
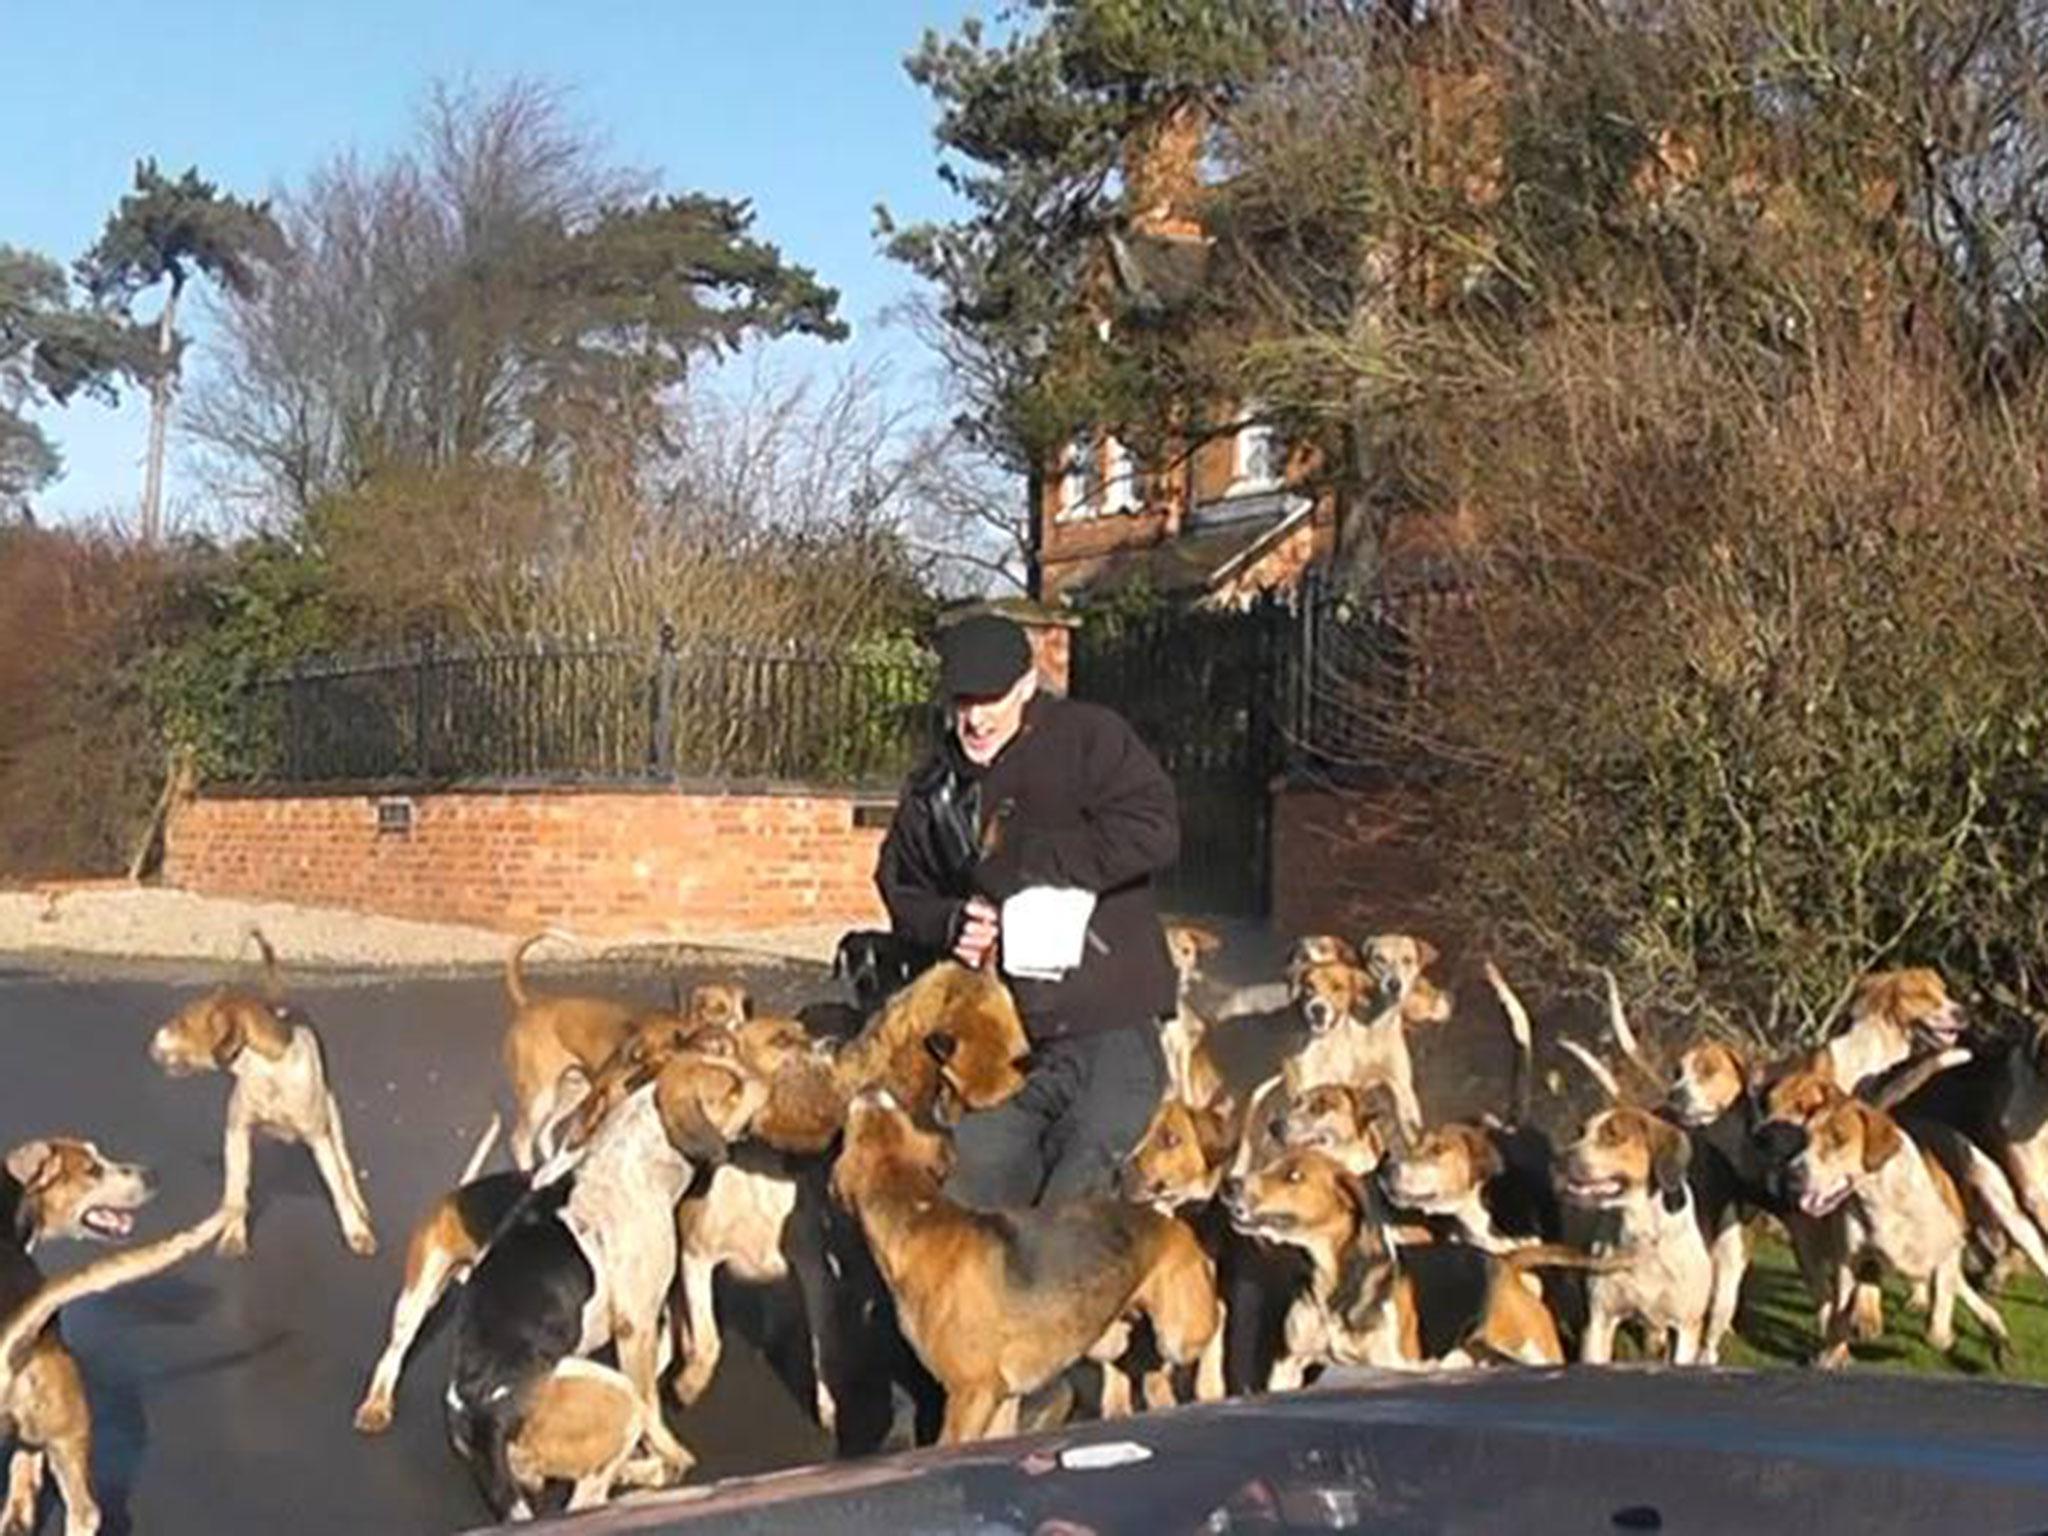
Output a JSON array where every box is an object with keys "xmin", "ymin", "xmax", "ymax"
[{"xmin": 945, "ymin": 1023, "xmax": 1168, "ymax": 1209}]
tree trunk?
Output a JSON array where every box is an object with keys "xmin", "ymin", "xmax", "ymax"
[{"xmin": 140, "ymin": 278, "xmax": 180, "ymax": 545}]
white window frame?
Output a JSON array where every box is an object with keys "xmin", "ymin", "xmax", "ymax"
[
  {"xmin": 1231, "ymin": 401, "xmax": 1285, "ymax": 493},
  {"xmin": 1057, "ymin": 434, "xmax": 1105, "ymax": 522},
  {"xmin": 1102, "ymin": 434, "xmax": 1143, "ymax": 514},
  {"xmin": 1057, "ymin": 433, "xmax": 1146, "ymax": 520}
]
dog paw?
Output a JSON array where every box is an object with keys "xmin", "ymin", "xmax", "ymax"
[
  {"xmin": 670, "ymin": 1364, "xmax": 714, "ymax": 1406},
  {"xmin": 353, "ymin": 1398, "xmax": 393, "ymax": 1435},
  {"xmin": 217, "ymin": 1224, "xmax": 250, "ymax": 1258},
  {"xmin": 346, "ymin": 1229, "xmax": 378, "ymax": 1257}
]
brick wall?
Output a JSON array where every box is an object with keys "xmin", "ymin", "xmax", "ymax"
[{"xmin": 164, "ymin": 787, "xmax": 896, "ymax": 940}]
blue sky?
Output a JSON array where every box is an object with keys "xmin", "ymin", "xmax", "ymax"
[{"xmin": 0, "ymin": 0, "xmax": 978, "ymax": 524}]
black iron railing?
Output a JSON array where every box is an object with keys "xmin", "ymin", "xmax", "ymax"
[{"xmin": 229, "ymin": 624, "xmax": 937, "ymax": 791}]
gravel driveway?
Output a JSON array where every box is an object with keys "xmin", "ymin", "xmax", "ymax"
[{"xmin": 0, "ymin": 884, "xmax": 848, "ymax": 970}]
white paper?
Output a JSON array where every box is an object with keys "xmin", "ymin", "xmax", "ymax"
[{"xmin": 1000, "ymin": 885, "xmax": 1098, "ymax": 980}]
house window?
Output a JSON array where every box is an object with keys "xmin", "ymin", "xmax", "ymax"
[
  {"xmin": 1058, "ymin": 435, "xmax": 1102, "ymax": 521},
  {"xmin": 1057, "ymin": 433, "xmax": 1144, "ymax": 519},
  {"xmin": 1232, "ymin": 403, "xmax": 1285, "ymax": 492},
  {"xmin": 1103, "ymin": 434, "xmax": 1143, "ymax": 514}
]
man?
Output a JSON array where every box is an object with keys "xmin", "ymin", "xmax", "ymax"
[{"xmin": 876, "ymin": 611, "xmax": 1179, "ymax": 1208}]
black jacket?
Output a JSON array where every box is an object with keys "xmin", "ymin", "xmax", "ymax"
[{"xmin": 875, "ymin": 693, "xmax": 1180, "ymax": 1041}]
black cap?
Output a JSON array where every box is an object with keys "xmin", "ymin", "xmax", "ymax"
[{"xmin": 935, "ymin": 613, "xmax": 1034, "ymax": 698}]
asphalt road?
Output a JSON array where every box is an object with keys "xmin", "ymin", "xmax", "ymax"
[{"xmin": 0, "ymin": 953, "xmax": 837, "ymax": 1536}]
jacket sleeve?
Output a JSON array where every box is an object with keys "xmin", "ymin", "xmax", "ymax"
[
  {"xmin": 974, "ymin": 709, "xmax": 1179, "ymax": 899},
  {"xmin": 875, "ymin": 795, "xmax": 964, "ymax": 953}
]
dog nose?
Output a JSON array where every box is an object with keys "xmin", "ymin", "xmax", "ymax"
[
  {"xmin": 1012, "ymin": 1051, "xmax": 1037, "ymax": 1075},
  {"xmin": 139, "ymin": 1168, "xmax": 160, "ymax": 1196},
  {"xmin": 1221, "ymin": 1176, "xmax": 1244, "ymax": 1206}
]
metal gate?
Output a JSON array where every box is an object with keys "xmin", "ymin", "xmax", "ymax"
[
  {"xmin": 1069, "ymin": 596, "xmax": 1294, "ymax": 917},
  {"xmin": 1069, "ymin": 574, "xmax": 1415, "ymax": 917}
]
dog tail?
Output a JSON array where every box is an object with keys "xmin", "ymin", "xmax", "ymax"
[
  {"xmin": 1230, "ymin": 1073, "xmax": 1289, "ymax": 1179},
  {"xmin": 1873, "ymin": 1047, "xmax": 1972, "ymax": 1111},
  {"xmin": 505, "ymin": 928, "xmax": 578, "ymax": 1009},
  {"xmin": 1557, "ymin": 1038, "xmax": 1622, "ymax": 1104},
  {"xmin": 459, "ymin": 1115, "xmax": 504, "ymax": 1186},
  {"xmin": 1483, "ymin": 961, "xmax": 1534, "ymax": 1125},
  {"xmin": 1498, "ymin": 1241, "xmax": 1627, "ymax": 1277},
  {"xmin": 1600, "ymin": 969, "xmax": 1662, "ymax": 1090},
  {"xmin": 2, "ymin": 1209, "xmax": 225, "ymax": 1376},
  {"xmin": 245, "ymin": 925, "xmax": 283, "ymax": 1004}
]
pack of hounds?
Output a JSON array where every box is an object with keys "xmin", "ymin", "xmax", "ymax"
[{"xmin": 7, "ymin": 923, "xmax": 2048, "ymax": 1530}]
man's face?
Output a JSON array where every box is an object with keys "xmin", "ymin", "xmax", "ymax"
[{"xmin": 952, "ymin": 667, "xmax": 1036, "ymax": 764}]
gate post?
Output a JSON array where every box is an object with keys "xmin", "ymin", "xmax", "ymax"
[
  {"xmin": 651, "ymin": 618, "xmax": 679, "ymax": 777},
  {"xmin": 413, "ymin": 632, "xmax": 436, "ymax": 778}
]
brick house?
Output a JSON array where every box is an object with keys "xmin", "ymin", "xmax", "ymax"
[
  {"xmin": 1029, "ymin": 106, "xmax": 1341, "ymax": 610},
  {"xmin": 1029, "ymin": 103, "xmax": 1484, "ymax": 621}
]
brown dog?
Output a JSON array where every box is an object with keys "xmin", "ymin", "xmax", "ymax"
[
  {"xmin": 665, "ymin": 971, "xmax": 1033, "ymax": 1430},
  {"xmin": 748, "ymin": 962, "xmax": 1034, "ymax": 1155},
  {"xmin": 498, "ymin": 933, "xmax": 753, "ymax": 1171},
  {"xmin": 831, "ymin": 1088, "xmax": 1221, "ymax": 1443},
  {"xmin": 1122, "ymin": 1099, "xmax": 1239, "ymax": 1210},
  {"xmin": 498, "ymin": 930, "xmax": 641, "ymax": 1171}
]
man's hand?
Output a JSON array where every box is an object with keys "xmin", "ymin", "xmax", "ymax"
[{"xmin": 954, "ymin": 897, "xmax": 999, "ymax": 969}]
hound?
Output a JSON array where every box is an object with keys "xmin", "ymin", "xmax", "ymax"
[
  {"xmin": 353, "ymin": 1118, "xmax": 517, "ymax": 1433},
  {"xmin": 1555, "ymin": 1106, "xmax": 1724, "ymax": 1365},
  {"xmin": 1282, "ymin": 934, "xmax": 1450, "ymax": 1134},
  {"xmin": 148, "ymin": 929, "xmax": 376, "ymax": 1257},
  {"xmin": 1789, "ymin": 1096, "xmax": 2012, "ymax": 1369},
  {"xmin": 1224, "ymin": 1146, "xmax": 1606, "ymax": 1380},
  {"xmin": 830, "ymin": 1088, "xmax": 1222, "ymax": 1444},
  {"xmin": 3, "ymin": 1146, "xmax": 223, "ymax": 1536},
  {"xmin": 444, "ymin": 1050, "xmax": 767, "ymax": 1520},
  {"xmin": 1159, "ymin": 923, "xmax": 1230, "ymax": 1111},
  {"xmin": 1380, "ymin": 963, "xmax": 1560, "ymax": 1253}
]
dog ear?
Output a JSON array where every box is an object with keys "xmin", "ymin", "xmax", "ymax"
[
  {"xmin": 1414, "ymin": 938, "xmax": 1441, "ymax": 971},
  {"xmin": 923, "ymin": 1031, "xmax": 959, "ymax": 1065},
  {"xmin": 1858, "ymin": 1105, "xmax": 1904, "ymax": 1172},
  {"xmin": 210, "ymin": 1003, "xmax": 247, "ymax": 1069},
  {"xmin": 1649, "ymin": 1120, "xmax": 1692, "ymax": 1212},
  {"xmin": 664, "ymin": 1094, "xmax": 729, "ymax": 1165},
  {"xmin": 1191, "ymin": 1105, "xmax": 1236, "ymax": 1167},
  {"xmin": 5, "ymin": 1140, "xmax": 55, "ymax": 1193},
  {"xmin": 1335, "ymin": 1167, "xmax": 1378, "ymax": 1224},
  {"xmin": 1463, "ymin": 1126, "xmax": 1504, "ymax": 1182},
  {"xmin": 1402, "ymin": 978, "xmax": 1453, "ymax": 1027},
  {"xmin": 1359, "ymin": 1084, "xmax": 1413, "ymax": 1156}
]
